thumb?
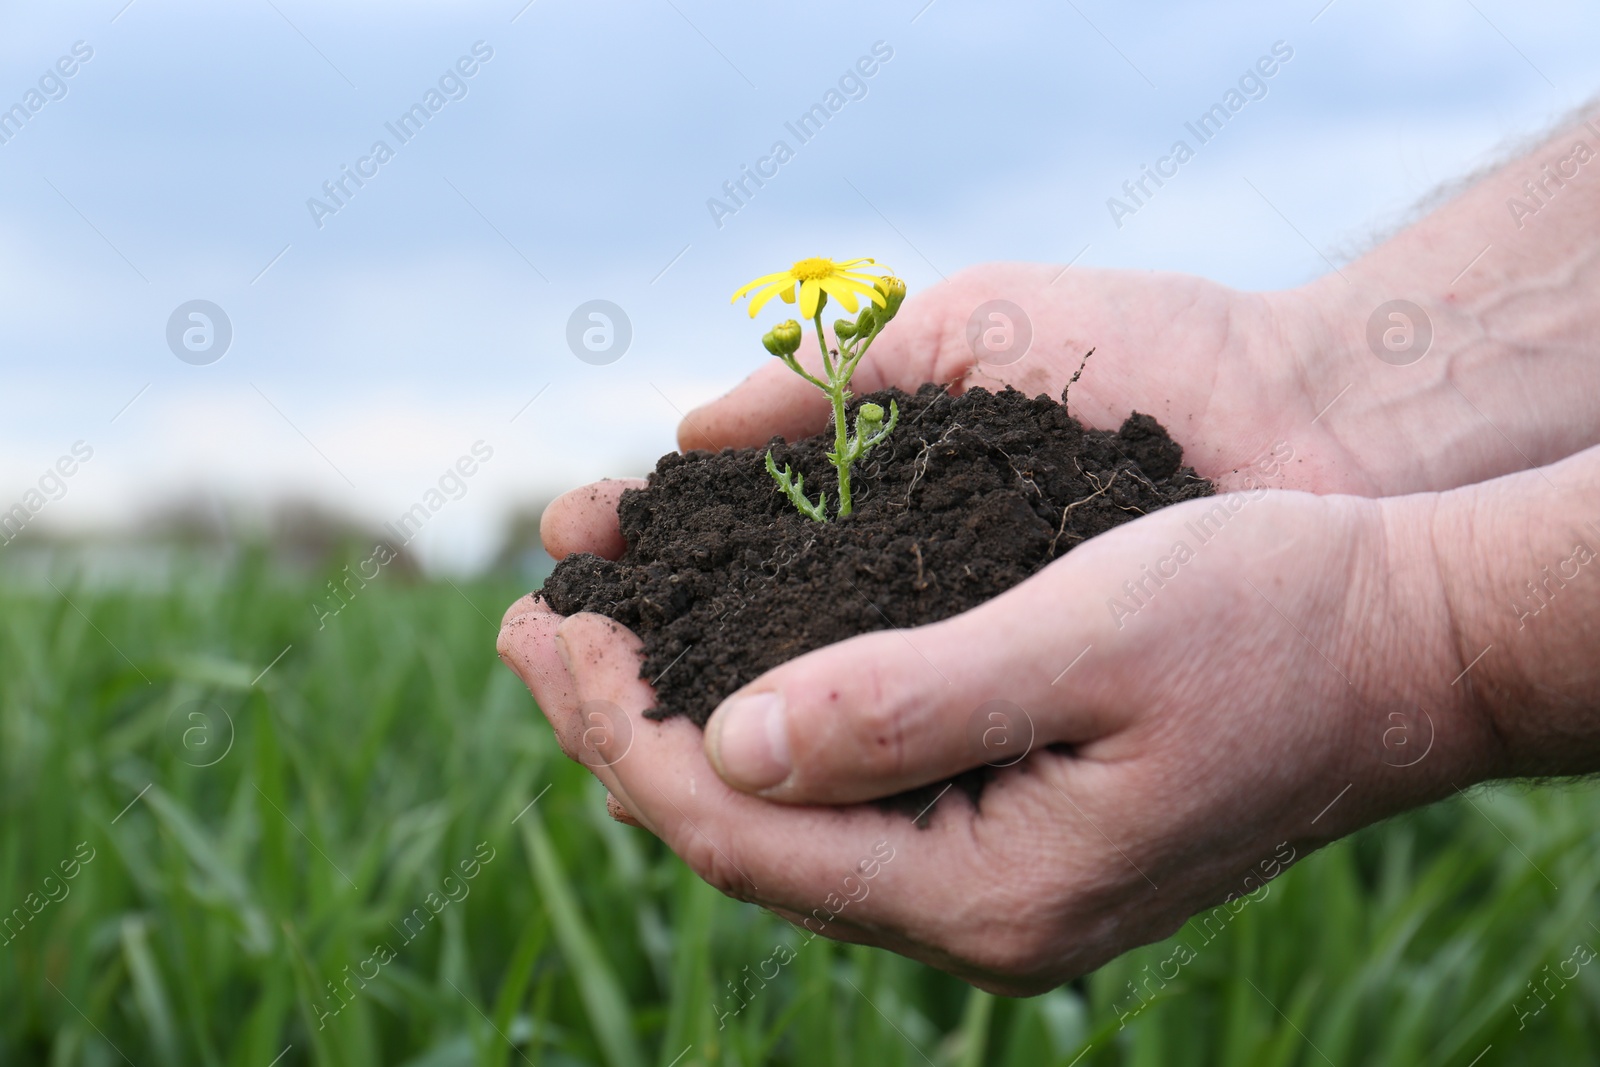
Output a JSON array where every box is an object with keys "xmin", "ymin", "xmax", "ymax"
[
  {"xmin": 678, "ymin": 356, "xmax": 836, "ymax": 453},
  {"xmin": 678, "ymin": 307, "xmax": 964, "ymax": 452},
  {"xmin": 702, "ymin": 590, "xmax": 1094, "ymax": 804}
]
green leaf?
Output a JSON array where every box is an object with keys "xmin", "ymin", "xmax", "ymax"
[{"xmin": 519, "ymin": 810, "xmax": 645, "ymax": 1067}]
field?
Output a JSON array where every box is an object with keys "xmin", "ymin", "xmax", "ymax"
[{"xmin": 3, "ymin": 544, "xmax": 1598, "ymax": 1066}]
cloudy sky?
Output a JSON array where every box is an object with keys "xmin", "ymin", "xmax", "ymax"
[{"xmin": 2, "ymin": 0, "xmax": 1596, "ymax": 570}]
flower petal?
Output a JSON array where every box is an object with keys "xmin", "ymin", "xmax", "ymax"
[
  {"xmin": 817, "ymin": 277, "xmax": 861, "ymax": 313},
  {"xmin": 799, "ymin": 279, "xmax": 822, "ymax": 318},
  {"xmin": 746, "ymin": 279, "xmax": 794, "ymax": 318},
  {"xmin": 731, "ymin": 269, "xmax": 795, "ymax": 302},
  {"xmin": 831, "ymin": 276, "xmax": 886, "ymax": 306}
]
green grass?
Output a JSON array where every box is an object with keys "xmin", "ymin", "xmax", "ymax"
[{"xmin": 3, "ymin": 544, "xmax": 1598, "ymax": 1066}]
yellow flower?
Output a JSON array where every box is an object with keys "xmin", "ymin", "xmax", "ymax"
[{"xmin": 730, "ymin": 257, "xmax": 891, "ymax": 319}]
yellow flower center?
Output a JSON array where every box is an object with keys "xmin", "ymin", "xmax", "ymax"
[{"xmin": 790, "ymin": 257, "xmax": 838, "ymax": 281}]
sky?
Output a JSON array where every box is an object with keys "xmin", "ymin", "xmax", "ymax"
[{"xmin": 1, "ymin": 0, "xmax": 1597, "ymax": 571}]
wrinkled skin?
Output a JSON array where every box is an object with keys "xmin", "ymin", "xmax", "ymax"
[{"xmin": 497, "ymin": 263, "xmax": 1529, "ymax": 993}]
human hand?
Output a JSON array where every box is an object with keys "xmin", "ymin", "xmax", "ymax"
[
  {"xmin": 686, "ymin": 180, "xmax": 1600, "ymax": 499},
  {"xmin": 504, "ymin": 259, "xmax": 1489, "ymax": 988},
  {"xmin": 504, "ymin": 104, "xmax": 1600, "ymax": 988},
  {"xmin": 679, "ymin": 262, "xmax": 1465, "ymax": 498},
  {"xmin": 500, "ymin": 479, "xmax": 1503, "ymax": 993}
]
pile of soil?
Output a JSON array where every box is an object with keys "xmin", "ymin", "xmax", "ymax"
[{"xmin": 540, "ymin": 384, "xmax": 1213, "ymax": 817}]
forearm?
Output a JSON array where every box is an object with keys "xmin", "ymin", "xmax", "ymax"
[
  {"xmin": 1431, "ymin": 443, "xmax": 1600, "ymax": 777},
  {"xmin": 1301, "ymin": 100, "xmax": 1600, "ymax": 493}
]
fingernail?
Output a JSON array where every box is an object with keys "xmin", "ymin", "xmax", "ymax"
[{"xmin": 709, "ymin": 691, "xmax": 791, "ymax": 792}]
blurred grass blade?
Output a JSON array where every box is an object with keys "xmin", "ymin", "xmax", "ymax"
[
  {"xmin": 120, "ymin": 915, "xmax": 180, "ymax": 1064},
  {"xmin": 487, "ymin": 914, "xmax": 549, "ymax": 1067},
  {"xmin": 954, "ymin": 987, "xmax": 994, "ymax": 1067},
  {"xmin": 520, "ymin": 809, "xmax": 645, "ymax": 1067}
]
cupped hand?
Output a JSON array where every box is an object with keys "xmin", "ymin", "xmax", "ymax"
[
  {"xmin": 679, "ymin": 262, "xmax": 1426, "ymax": 497},
  {"xmin": 500, "ymin": 476, "xmax": 1503, "ymax": 993}
]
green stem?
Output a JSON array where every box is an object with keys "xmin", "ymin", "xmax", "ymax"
[
  {"xmin": 815, "ymin": 309, "xmax": 853, "ymax": 516},
  {"xmin": 813, "ymin": 309, "xmax": 835, "ymax": 382},
  {"xmin": 834, "ymin": 386, "xmax": 852, "ymax": 516},
  {"xmin": 840, "ymin": 317, "xmax": 883, "ymax": 384},
  {"xmin": 780, "ymin": 353, "xmax": 827, "ymax": 390}
]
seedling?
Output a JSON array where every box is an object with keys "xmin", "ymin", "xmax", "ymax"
[{"xmin": 731, "ymin": 257, "xmax": 906, "ymax": 520}]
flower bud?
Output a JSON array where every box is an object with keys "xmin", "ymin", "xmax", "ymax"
[
  {"xmin": 833, "ymin": 318, "xmax": 857, "ymax": 339},
  {"xmin": 763, "ymin": 319, "xmax": 802, "ymax": 357},
  {"xmin": 855, "ymin": 305, "xmax": 877, "ymax": 334},
  {"xmin": 858, "ymin": 402, "xmax": 884, "ymax": 425},
  {"xmin": 874, "ymin": 276, "xmax": 906, "ymax": 318}
]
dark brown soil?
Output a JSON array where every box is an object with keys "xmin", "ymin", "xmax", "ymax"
[{"xmin": 540, "ymin": 384, "xmax": 1213, "ymax": 817}]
